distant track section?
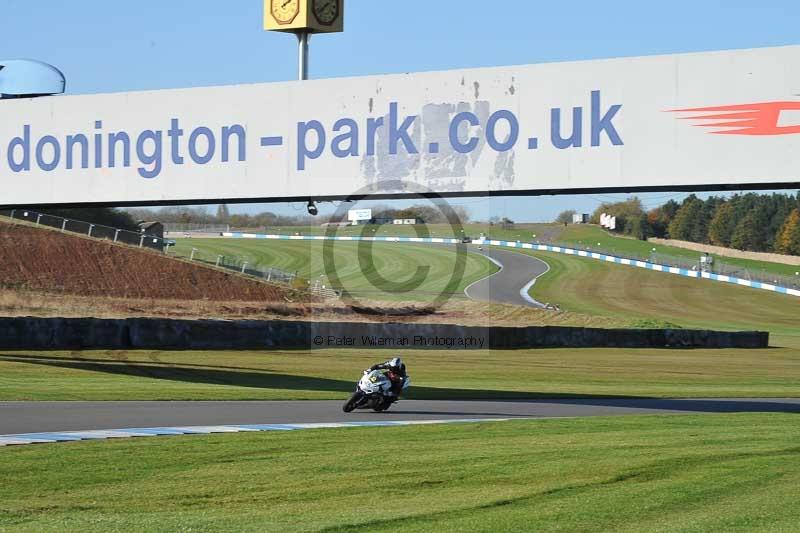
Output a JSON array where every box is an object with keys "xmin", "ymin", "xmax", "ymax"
[
  {"xmin": 465, "ymin": 247, "xmax": 549, "ymax": 308},
  {"xmin": 218, "ymin": 232, "xmax": 800, "ymax": 299}
]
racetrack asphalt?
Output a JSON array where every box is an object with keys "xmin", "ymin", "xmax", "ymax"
[
  {"xmin": 465, "ymin": 246, "xmax": 549, "ymax": 307},
  {"xmin": 2, "ymin": 398, "xmax": 799, "ymax": 435}
]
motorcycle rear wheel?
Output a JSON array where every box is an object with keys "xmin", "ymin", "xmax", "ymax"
[{"xmin": 373, "ymin": 398, "xmax": 393, "ymax": 412}]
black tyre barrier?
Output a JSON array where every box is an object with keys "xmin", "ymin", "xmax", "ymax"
[{"xmin": 0, "ymin": 317, "xmax": 768, "ymax": 350}]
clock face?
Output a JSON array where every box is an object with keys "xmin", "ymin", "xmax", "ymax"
[
  {"xmin": 271, "ymin": 0, "xmax": 300, "ymax": 24},
  {"xmin": 312, "ymin": 0, "xmax": 339, "ymax": 25}
]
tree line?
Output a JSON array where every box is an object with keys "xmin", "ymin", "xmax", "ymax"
[
  {"xmin": 559, "ymin": 193, "xmax": 800, "ymax": 255},
  {"xmin": 31, "ymin": 202, "xmax": 471, "ymax": 231},
  {"xmin": 125, "ymin": 205, "xmax": 321, "ymax": 228}
]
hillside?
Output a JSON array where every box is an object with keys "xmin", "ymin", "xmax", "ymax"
[
  {"xmin": 523, "ymin": 250, "xmax": 799, "ymax": 336},
  {"xmin": 558, "ymin": 224, "xmax": 799, "ymax": 278},
  {"xmin": 0, "ymin": 220, "xmax": 301, "ymax": 302}
]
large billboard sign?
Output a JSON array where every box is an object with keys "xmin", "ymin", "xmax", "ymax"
[{"xmin": 1, "ymin": 45, "xmax": 799, "ymax": 207}]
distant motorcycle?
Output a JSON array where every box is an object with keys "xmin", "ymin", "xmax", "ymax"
[{"xmin": 342, "ymin": 369, "xmax": 410, "ymax": 413}]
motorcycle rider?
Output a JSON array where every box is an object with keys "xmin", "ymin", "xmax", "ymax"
[{"xmin": 367, "ymin": 357, "xmax": 407, "ymax": 399}]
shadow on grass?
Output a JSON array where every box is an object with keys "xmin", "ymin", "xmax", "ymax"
[
  {"xmin": 0, "ymin": 353, "xmax": 355, "ymax": 394},
  {"xmin": 3, "ymin": 353, "xmax": 800, "ymax": 415},
  {"xmin": 0, "ymin": 353, "xmax": 621, "ymax": 401}
]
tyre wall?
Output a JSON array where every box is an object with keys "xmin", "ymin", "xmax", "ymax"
[{"xmin": 0, "ymin": 317, "xmax": 769, "ymax": 350}]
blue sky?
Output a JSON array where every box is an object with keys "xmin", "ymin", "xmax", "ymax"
[{"xmin": 4, "ymin": 0, "xmax": 799, "ymax": 221}]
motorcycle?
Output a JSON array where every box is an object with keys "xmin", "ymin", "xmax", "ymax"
[{"xmin": 342, "ymin": 369, "xmax": 410, "ymax": 413}]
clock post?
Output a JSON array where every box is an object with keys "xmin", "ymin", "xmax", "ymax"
[
  {"xmin": 297, "ymin": 32, "xmax": 309, "ymax": 81},
  {"xmin": 264, "ymin": 0, "xmax": 345, "ymax": 81}
]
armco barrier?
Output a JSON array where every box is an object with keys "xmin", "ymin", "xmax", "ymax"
[
  {"xmin": 0, "ymin": 317, "xmax": 768, "ymax": 350},
  {"xmin": 222, "ymin": 232, "xmax": 800, "ymax": 298}
]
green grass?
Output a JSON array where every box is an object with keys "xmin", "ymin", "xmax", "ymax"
[
  {"xmin": 2, "ymin": 414, "xmax": 800, "ymax": 531},
  {"xmin": 4, "ymin": 238, "xmax": 799, "ymax": 402},
  {"xmin": 558, "ymin": 224, "xmax": 800, "ymax": 278},
  {"xmin": 3, "ymin": 344, "xmax": 800, "ymax": 401},
  {"xmin": 206, "ymin": 222, "xmax": 800, "ymax": 277},
  {"xmin": 173, "ymin": 239, "xmax": 497, "ymax": 301},
  {"xmin": 522, "ymin": 250, "xmax": 800, "ymax": 336},
  {"xmin": 224, "ymin": 222, "xmax": 558, "ymax": 242}
]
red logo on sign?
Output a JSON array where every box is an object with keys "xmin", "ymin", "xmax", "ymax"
[{"xmin": 669, "ymin": 101, "xmax": 800, "ymax": 135}]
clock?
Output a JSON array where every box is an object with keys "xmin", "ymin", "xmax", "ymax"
[
  {"xmin": 312, "ymin": 0, "xmax": 339, "ymax": 26},
  {"xmin": 264, "ymin": 0, "xmax": 343, "ymax": 33},
  {"xmin": 271, "ymin": 0, "xmax": 300, "ymax": 25}
]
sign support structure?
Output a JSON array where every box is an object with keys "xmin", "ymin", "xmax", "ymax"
[
  {"xmin": 263, "ymin": 0, "xmax": 345, "ymax": 81},
  {"xmin": 297, "ymin": 32, "xmax": 309, "ymax": 81}
]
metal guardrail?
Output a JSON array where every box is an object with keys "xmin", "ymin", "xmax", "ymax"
[
  {"xmin": 0, "ymin": 208, "xmax": 167, "ymax": 250},
  {"xmin": 163, "ymin": 223, "xmax": 230, "ymax": 233}
]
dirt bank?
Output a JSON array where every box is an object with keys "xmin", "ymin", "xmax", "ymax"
[{"xmin": 0, "ymin": 221, "xmax": 306, "ymax": 302}]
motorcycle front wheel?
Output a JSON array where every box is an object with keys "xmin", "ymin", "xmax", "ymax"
[{"xmin": 342, "ymin": 392, "xmax": 363, "ymax": 413}]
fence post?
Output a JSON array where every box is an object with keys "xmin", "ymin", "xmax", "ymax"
[
  {"xmin": 113, "ymin": 229, "xmax": 120, "ymax": 242},
  {"xmin": 35, "ymin": 214, "xmax": 42, "ymax": 225},
  {"xmin": 267, "ymin": 268, "xmax": 272, "ymax": 282},
  {"xmin": 88, "ymin": 224, "xmax": 94, "ymax": 238},
  {"xmin": 190, "ymin": 248, "xmax": 197, "ymax": 261},
  {"xmin": 9, "ymin": 209, "xmax": 15, "ymax": 220},
  {"xmin": 216, "ymin": 255, "xmax": 223, "ymax": 267},
  {"xmin": 241, "ymin": 262, "xmax": 248, "ymax": 274},
  {"xmin": 139, "ymin": 234, "xmax": 145, "ymax": 248},
  {"xmin": 61, "ymin": 219, "xmax": 68, "ymax": 232}
]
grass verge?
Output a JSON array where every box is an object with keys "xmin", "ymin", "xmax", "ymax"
[
  {"xmin": 558, "ymin": 224, "xmax": 800, "ymax": 278},
  {"xmin": 1, "ymin": 414, "xmax": 799, "ymax": 531},
  {"xmin": 522, "ymin": 250, "xmax": 799, "ymax": 336},
  {"xmin": 210, "ymin": 222, "xmax": 558, "ymax": 242},
  {"xmin": 2, "ymin": 345, "xmax": 800, "ymax": 401}
]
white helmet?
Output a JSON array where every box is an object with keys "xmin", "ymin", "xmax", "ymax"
[{"xmin": 389, "ymin": 357, "xmax": 403, "ymax": 370}]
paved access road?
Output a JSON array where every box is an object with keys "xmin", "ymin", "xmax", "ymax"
[
  {"xmin": 2, "ymin": 398, "xmax": 799, "ymax": 435},
  {"xmin": 465, "ymin": 246, "xmax": 550, "ymax": 307}
]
